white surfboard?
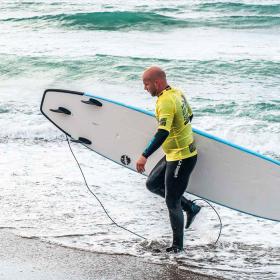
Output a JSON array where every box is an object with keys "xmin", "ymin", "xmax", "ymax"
[{"xmin": 40, "ymin": 89, "xmax": 280, "ymax": 222}]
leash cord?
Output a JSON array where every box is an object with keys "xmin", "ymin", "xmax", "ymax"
[
  {"xmin": 66, "ymin": 135, "xmax": 147, "ymax": 240},
  {"xmin": 192, "ymin": 198, "xmax": 222, "ymax": 244},
  {"xmin": 66, "ymin": 134, "xmax": 222, "ymax": 245}
]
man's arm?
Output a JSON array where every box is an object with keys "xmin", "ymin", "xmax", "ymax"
[
  {"xmin": 136, "ymin": 129, "xmax": 169, "ymax": 173},
  {"xmin": 142, "ymin": 129, "xmax": 169, "ymax": 159}
]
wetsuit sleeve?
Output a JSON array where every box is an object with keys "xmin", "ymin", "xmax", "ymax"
[
  {"xmin": 157, "ymin": 97, "xmax": 175, "ymax": 132},
  {"xmin": 142, "ymin": 129, "xmax": 169, "ymax": 158}
]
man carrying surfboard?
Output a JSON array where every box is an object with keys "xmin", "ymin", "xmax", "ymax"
[{"xmin": 136, "ymin": 66, "xmax": 201, "ymax": 253}]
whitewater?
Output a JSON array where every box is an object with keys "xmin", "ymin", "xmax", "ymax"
[{"xmin": 0, "ymin": 1, "xmax": 279, "ymax": 279}]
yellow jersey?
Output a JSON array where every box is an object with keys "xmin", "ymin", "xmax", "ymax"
[{"xmin": 155, "ymin": 87, "xmax": 197, "ymax": 161}]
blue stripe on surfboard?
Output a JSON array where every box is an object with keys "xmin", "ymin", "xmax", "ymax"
[
  {"xmin": 192, "ymin": 128, "xmax": 280, "ymax": 166},
  {"xmin": 84, "ymin": 93, "xmax": 154, "ymax": 117},
  {"xmin": 76, "ymin": 138, "xmax": 280, "ymax": 222},
  {"xmin": 84, "ymin": 92, "xmax": 280, "ymax": 167},
  {"xmin": 188, "ymin": 192, "xmax": 280, "ymax": 222}
]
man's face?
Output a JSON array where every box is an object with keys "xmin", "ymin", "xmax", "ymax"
[{"xmin": 143, "ymin": 78, "xmax": 158, "ymax": 97}]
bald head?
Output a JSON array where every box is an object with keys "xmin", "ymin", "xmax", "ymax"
[
  {"xmin": 143, "ymin": 66, "xmax": 167, "ymax": 82},
  {"xmin": 142, "ymin": 66, "xmax": 168, "ymax": 97}
]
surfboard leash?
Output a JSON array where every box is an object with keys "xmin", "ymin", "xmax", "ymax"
[
  {"xmin": 66, "ymin": 135, "xmax": 222, "ymax": 245},
  {"xmin": 66, "ymin": 135, "xmax": 147, "ymax": 240},
  {"xmin": 192, "ymin": 198, "xmax": 222, "ymax": 245}
]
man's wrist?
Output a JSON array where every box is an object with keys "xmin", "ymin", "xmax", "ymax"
[{"xmin": 141, "ymin": 153, "xmax": 148, "ymax": 159}]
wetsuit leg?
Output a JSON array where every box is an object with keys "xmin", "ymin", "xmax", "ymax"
[
  {"xmin": 165, "ymin": 155, "xmax": 197, "ymax": 248},
  {"xmin": 146, "ymin": 156, "xmax": 166, "ymax": 197},
  {"xmin": 146, "ymin": 156, "xmax": 194, "ymax": 211}
]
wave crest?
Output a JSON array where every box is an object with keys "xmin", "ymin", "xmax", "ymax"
[{"xmin": 3, "ymin": 11, "xmax": 280, "ymax": 30}]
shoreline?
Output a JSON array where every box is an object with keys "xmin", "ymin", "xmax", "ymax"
[{"xmin": 0, "ymin": 230, "xmax": 221, "ymax": 280}]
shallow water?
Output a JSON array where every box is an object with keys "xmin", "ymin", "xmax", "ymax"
[{"xmin": 0, "ymin": 1, "xmax": 279, "ymax": 279}]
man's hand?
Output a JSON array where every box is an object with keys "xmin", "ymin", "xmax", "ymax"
[{"xmin": 136, "ymin": 155, "xmax": 147, "ymax": 173}]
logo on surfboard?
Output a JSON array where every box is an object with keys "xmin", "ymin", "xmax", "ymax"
[{"xmin": 121, "ymin": 155, "xmax": 131, "ymax": 166}]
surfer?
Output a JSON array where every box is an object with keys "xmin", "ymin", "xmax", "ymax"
[{"xmin": 136, "ymin": 66, "xmax": 201, "ymax": 253}]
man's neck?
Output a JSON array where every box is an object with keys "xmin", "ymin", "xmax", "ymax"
[{"xmin": 157, "ymin": 84, "xmax": 170, "ymax": 96}]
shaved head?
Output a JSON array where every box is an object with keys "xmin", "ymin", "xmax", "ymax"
[
  {"xmin": 142, "ymin": 66, "xmax": 167, "ymax": 82},
  {"xmin": 142, "ymin": 66, "xmax": 168, "ymax": 96}
]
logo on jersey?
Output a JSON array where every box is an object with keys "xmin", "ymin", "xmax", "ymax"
[
  {"xmin": 181, "ymin": 95, "xmax": 190, "ymax": 125},
  {"xmin": 159, "ymin": 118, "xmax": 167, "ymax": 126},
  {"xmin": 189, "ymin": 142, "xmax": 196, "ymax": 153}
]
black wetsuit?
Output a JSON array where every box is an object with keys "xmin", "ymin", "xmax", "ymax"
[
  {"xmin": 142, "ymin": 86, "xmax": 198, "ymax": 250},
  {"xmin": 146, "ymin": 155, "xmax": 197, "ymax": 249},
  {"xmin": 142, "ymin": 86, "xmax": 197, "ymax": 250}
]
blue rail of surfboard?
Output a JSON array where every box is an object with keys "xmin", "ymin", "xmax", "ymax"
[
  {"xmin": 85, "ymin": 92, "xmax": 280, "ymax": 167},
  {"xmin": 83, "ymin": 92, "xmax": 280, "ymax": 222}
]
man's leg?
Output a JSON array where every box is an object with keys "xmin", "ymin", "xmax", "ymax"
[
  {"xmin": 146, "ymin": 156, "xmax": 194, "ymax": 212},
  {"xmin": 165, "ymin": 155, "xmax": 197, "ymax": 250},
  {"xmin": 146, "ymin": 156, "xmax": 166, "ymax": 197}
]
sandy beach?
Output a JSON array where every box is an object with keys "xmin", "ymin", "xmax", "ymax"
[{"xmin": 0, "ymin": 230, "xmax": 221, "ymax": 280}]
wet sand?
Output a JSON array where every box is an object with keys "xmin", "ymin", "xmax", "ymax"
[{"xmin": 0, "ymin": 231, "xmax": 222, "ymax": 280}]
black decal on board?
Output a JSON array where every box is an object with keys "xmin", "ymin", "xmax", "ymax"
[{"xmin": 121, "ymin": 155, "xmax": 131, "ymax": 166}]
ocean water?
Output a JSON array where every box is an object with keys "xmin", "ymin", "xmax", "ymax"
[{"xmin": 0, "ymin": 0, "xmax": 279, "ymax": 279}]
